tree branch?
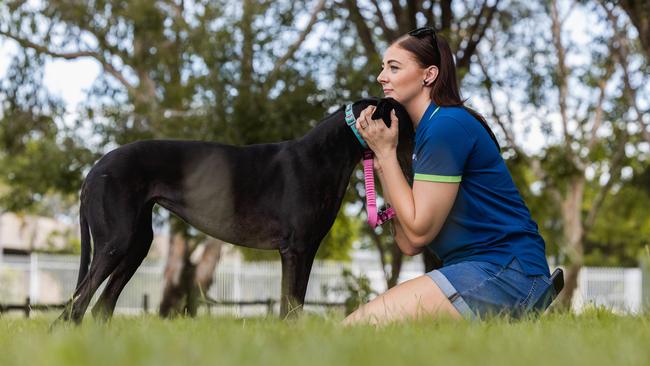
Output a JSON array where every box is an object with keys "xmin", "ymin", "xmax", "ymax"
[
  {"xmin": 584, "ymin": 130, "xmax": 628, "ymax": 232},
  {"xmin": 550, "ymin": 0, "xmax": 582, "ymax": 171},
  {"xmin": 440, "ymin": 0, "xmax": 453, "ymax": 32},
  {"xmin": 369, "ymin": 0, "xmax": 395, "ymax": 41},
  {"xmin": 267, "ymin": 0, "xmax": 327, "ymax": 84},
  {"xmin": 602, "ymin": 3, "xmax": 650, "ymax": 144},
  {"xmin": 559, "ymin": 0, "xmax": 579, "ymax": 28},
  {"xmin": 343, "ymin": 0, "xmax": 378, "ymax": 56},
  {"xmin": 617, "ymin": 0, "xmax": 650, "ymax": 61},
  {"xmin": 531, "ymin": 158, "xmax": 564, "ymax": 206},
  {"xmin": 389, "ymin": 0, "xmax": 405, "ymax": 31},
  {"xmin": 586, "ymin": 61, "xmax": 615, "ymax": 151},
  {"xmin": 0, "ymin": 30, "xmax": 136, "ymax": 95},
  {"xmin": 456, "ymin": 0, "xmax": 499, "ymax": 73},
  {"xmin": 476, "ymin": 53, "xmax": 522, "ymax": 155},
  {"xmin": 405, "ymin": 0, "xmax": 418, "ymax": 30},
  {"xmin": 423, "ymin": 0, "xmax": 435, "ymax": 29}
]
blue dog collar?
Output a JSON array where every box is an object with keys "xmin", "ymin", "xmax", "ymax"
[{"xmin": 345, "ymin": 104, "xmax": 368, "ymax": 148}]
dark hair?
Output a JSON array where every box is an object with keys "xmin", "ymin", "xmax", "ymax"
[{"xmin": 395, "ymin": 33, "xmax": 501, "ymax": 151}]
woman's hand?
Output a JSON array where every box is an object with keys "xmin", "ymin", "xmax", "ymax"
[{"xmin": 355, "ymin": 106, "xmax": 399, "ymax": 161}]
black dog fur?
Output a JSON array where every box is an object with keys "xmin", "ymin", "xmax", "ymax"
[{"xmin": 57, "ymin": 97, "xmax": 414, "ymax": 323}]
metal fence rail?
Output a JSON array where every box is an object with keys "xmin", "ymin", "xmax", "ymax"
[{"xmin": 0, "ymin": 253, "xmax": 646, "ymax": 316}]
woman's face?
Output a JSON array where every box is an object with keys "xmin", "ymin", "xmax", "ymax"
[{"xmin": 377, "ymin": 44, "xmax": 435, "ymax": 104}]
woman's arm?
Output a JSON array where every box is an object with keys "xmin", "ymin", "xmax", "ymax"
[
  {"xmin": 357, "ymin": 106, "xmax": 459, "ymax": 255},
  {"xmin": 377, "ymin": 153, "xmax": 459, "ymax": 251},
  {"xmin": 376, "ymin": 164, "xmax": 423, "ymax": 256}
]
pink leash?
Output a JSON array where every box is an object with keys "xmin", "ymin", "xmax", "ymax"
[
  {"xmin": 363, "ymin": 150, "xmax": 395, "ymax": 228},
  {"xmin": 345, "ymin": 103, "xmax": 395, "ymax": 228}
]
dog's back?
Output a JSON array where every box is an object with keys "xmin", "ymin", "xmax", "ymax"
[{"xmin": 83, "ymin": 139, "xmax": 292, "ymax": 247}]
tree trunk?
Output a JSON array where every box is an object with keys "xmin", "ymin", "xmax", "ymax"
[
  {"xmin": 159, "ymin": 235, "xmax": 223, "ymax": 317},
  {"xmin": 195, "ymin": 239, "xmax": 224, "ymax": 296},
  {"xmin": 555, "ymin": 177, "xmax": 585, "ymax": 309},
  {"xmin": 159, "ymin": 233, "xmax": 194, "ymax": 317},
  {"xmin": 185, "ymin": 240, "xmax": 223, "ymax": 316}
]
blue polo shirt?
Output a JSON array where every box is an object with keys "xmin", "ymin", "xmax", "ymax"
[{"xmin": 414, "ymin": 102, "xmax": 549, "ymax": 276}]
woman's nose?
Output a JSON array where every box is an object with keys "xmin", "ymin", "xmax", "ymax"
[{"xmin": 377, "ymin": 69, "xmax": 387, "ymax": 84}]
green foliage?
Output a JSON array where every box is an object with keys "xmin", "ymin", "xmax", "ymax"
[
  {"xmin": 585, "ymin": 179, "xmax": 650, "ymax": 266},
  {"xmin": 335, "ymin": 268, "xmax": 377, "ymax": 315},
  {"xmin": 238, "ymin": 247, "xmax": 281, "ymax": 262},
  {"xmin": 505, "ymin": 153, "xmax": 564, "ymax": 259},
  {"xmin": 0, "ymin": 48, "xmax": 97, "ymax": 212},
  {"xmin": 319, "ymin": 267, "xmax": 377, "ymax": 315}
]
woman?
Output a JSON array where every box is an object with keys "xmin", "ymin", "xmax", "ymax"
[{"xmin": 343, "ymin": 27, "xmax": 551, "ymax": 325}]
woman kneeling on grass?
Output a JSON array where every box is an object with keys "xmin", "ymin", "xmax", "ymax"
[{"xmin": 343, "ymin": 27, "xmax": 552, "ymax": 325}]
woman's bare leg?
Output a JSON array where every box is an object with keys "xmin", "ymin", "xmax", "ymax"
[{"xmin": 342, "ymin": 275, "xmax": 462, "ymax": 325}]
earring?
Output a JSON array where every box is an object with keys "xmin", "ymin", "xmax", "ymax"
[{"xmin": 423, "ymin": 79, "xmax": 430, "ymax": 86}]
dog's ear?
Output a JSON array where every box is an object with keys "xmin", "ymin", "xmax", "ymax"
[
  {"xmin": 362, "ymin": 97, "xmax": 379, "ymax": 105},
  {"xmin": 352, "ymin": 97, "xmax": 379, "ymax": 119},
  {"xmin": 370, "ymin": 97, "xmax": 410, "ymax": 127}
]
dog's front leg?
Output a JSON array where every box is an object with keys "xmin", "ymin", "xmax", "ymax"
[{"xmin": 278, "ymin": 245, "xmax": 318, "ymax": 319}]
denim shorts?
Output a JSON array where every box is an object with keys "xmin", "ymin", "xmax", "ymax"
[{"xmin": 426, "ymin": 257, "xmax": 553, "ymax": 320}]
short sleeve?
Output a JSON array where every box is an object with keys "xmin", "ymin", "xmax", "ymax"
[{"xmin": 413, "ymin": 117, "xmax": 475, "ymax": 183}]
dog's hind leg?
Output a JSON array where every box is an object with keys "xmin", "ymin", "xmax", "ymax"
[
  {"xmin": 61, "ymin": 241, "xmax": 128, "ymax": 324},
  {"xmin": 92, "ymin": 208, "xmax": 154, "ymax": 321},
  {"xmin": 62, "ymin": 209, "xmax": 139, "ymax": 323},
  {"xmin": 279, "ymin": 245, "xmax": 318, "ymax": 319}
]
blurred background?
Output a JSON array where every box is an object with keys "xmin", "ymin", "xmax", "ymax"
[{"xmin": 0, "ymin": 0, "xmax": 648, "ymax": 317}]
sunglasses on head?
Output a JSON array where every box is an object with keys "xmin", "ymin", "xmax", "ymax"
[
  {"xmin": 408, "ymin": 26, "xmax": 438, "ymax": 52},
  {"xmin": 408, "ymin": 26, "xmax": 436, "ymax": 39}
]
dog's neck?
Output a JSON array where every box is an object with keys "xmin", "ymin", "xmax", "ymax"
[
  {"xmin": 298, "ymin": 101, "xmax": 376, "ymax": 164},
  {"xmin": 295, "ymin": 100, "xmax": 413, "ymax": 189}
]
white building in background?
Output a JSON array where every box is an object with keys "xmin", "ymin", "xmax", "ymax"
[
  {"xmin": 0, "ymin": 212, "xmax": 170, "ymax": 259},
  {"xmin": 0, "ymin": 212, "xmax": 73, "ymax": 253}
]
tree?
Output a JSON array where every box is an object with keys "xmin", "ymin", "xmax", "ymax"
[
  {"xmin": 469, "ymin": 0, "xmax": 649, "ymax": 307},
  {"xmin": 614, "ymin": 0, "xmax": 650, "ymax": 61},
  {"xmin": 0, "ymin": 41, "xmax": 96, "ymax": 214},
  {"xmin": 599, "ymin": 1, "xmax": 650, "ymax": 144}
]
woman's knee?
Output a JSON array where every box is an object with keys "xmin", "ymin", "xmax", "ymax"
[{"xmin": 343, "ymin": 276, "xmax": 461, "ymax": 325}]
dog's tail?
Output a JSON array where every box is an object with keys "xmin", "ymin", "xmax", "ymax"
[{"xmin": 75, "ymin": 188, "xmax": 91, "ymax": 289}]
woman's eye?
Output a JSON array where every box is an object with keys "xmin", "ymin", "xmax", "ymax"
[{"xmin": 390, "ymin": 66, "xmax": 398, "ymax": 71}]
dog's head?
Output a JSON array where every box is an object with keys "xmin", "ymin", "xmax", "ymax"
[{"xmin": 352, "ymin": 97, "xmax": 415, "ymax": 183}]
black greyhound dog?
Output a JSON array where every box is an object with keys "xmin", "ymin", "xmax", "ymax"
[{"xmin": 58, "ymin": 97, "xmax": 415, "ymax": 324}]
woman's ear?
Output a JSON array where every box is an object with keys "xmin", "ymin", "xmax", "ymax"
[{"xmin": 424, "ymin": 66, "xmax": 439, "ymax": 86}]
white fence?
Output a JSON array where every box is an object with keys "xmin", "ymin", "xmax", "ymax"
[{"xmin": 0, "ymin": 253, "xmax": 647, "ymax": 315}]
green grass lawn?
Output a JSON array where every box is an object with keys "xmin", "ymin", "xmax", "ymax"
[{"xmin": 1, "ymin": 309, "xmax": 648, "ymax": 366}]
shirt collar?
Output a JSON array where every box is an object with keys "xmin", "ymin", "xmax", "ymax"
[{"xmin": 417, "ymin": 101, "xmax": 440, "ymax": 131}]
